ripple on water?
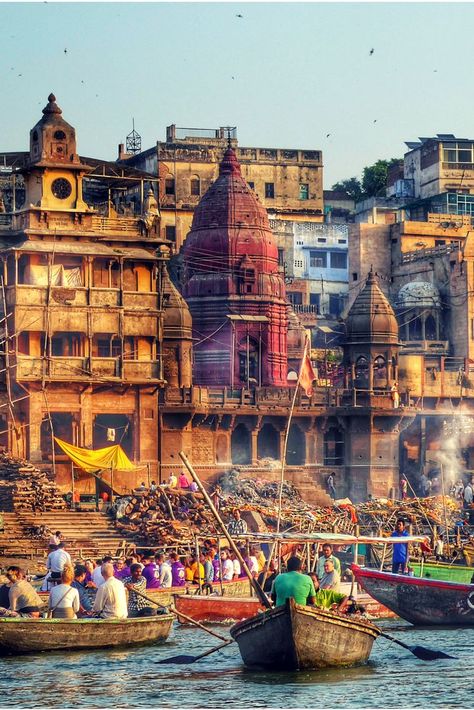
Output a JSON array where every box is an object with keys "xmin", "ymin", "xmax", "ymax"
[{"xmin": 0, "ymin": 621, "xmax": 472, "ymax": 708}]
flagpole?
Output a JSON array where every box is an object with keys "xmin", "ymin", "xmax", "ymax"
[{"xmin": 276, "ymin": 335, "xmax": 310, "ymax": 534}]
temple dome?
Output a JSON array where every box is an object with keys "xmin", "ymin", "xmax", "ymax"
[
  {"xmin": 183, "ymin": 146, "xmax": 280, "ymax": 272},
  {"xmin": 181, "ymin": 146, "xmax": 288, "ymax": 387},
  {"xmin": 397, "ymin": 281, "xmax": 441, "ymax": 309},
  {"xmin": 345, "ymin": 270, "xmax": 399, "ymax": 345}
]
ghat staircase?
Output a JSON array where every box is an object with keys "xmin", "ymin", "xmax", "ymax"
[{"xmin": 0, "ymin": 510, "xmax": 131, "ymax": 560}]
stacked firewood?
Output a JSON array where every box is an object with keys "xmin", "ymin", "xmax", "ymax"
[
  {"xmin": 115, "ymin": 488, "xmax": 217, "ymax": 545},
  {"xmin": 0, "ymin": 452, "xmax": 66, "ymax": 512},
  {"xmin": 355, "ymin": 496, "xmax": 460, "ymax": 535}
]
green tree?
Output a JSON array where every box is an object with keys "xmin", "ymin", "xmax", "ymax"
[
  {"xmin": 361, "ymin": 158, "xmax": 401, "ymax": 198},
  {"xmin": 331, "ymin": 177, "xmax": 363, "ymax": 202}
]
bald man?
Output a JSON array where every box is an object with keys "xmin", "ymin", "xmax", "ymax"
[{"xmin": 92, "ymin": 563, "xmax": 127, "ymax": 619}]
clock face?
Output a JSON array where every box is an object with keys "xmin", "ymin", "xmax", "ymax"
[{"xmin": 51, "ymin": 177, "xmax": 72, "ymax": 200}]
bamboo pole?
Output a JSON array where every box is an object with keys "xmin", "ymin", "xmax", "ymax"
[
  {"xmin": 179, "ymin": 451, "xmax": 272, "ymax": 609},
  {"xmin": 276, "ymin": 336, "xmax": 310, "ymax": 533}
]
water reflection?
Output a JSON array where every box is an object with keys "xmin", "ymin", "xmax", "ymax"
[{"xmin": 0, "ymin": 622, "xmax": 471, "ymax": 708}]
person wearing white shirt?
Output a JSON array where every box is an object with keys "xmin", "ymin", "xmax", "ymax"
[
  {"xmin": 92, "ymin": 565, "xmax": 106, "ymax": 587},
  {"xmin": 220, "ymin": 550, "xmax": 234, "ymax": 582},
  {"xmin": 92, "ymin": 556, "xmax": 113, "ymax": 587},
  {"xmin": 157, "ymin": 554, "xmax": 172, "ymax": 588},
  {"xmin": 46, "ymin": 544, "xmax": 72, "ymax": 581},
  {"xmin": 231, "ymin": 553, "xmax": 241, "ymax": 579},
  {"xmin": 48, "ymin": 566, "xmax": 80, "ymax": 619},
  {"xmin": 92, "ymin": 563, "xmax": 128, "ymax": 619}
]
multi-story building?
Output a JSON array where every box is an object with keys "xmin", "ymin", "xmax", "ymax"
[
  {"xmin": 270, "ymin": 219, "xmax": 348, "ymax": 336},
  {"xmin": 0, "ymin": 94, "xmax": 179, "ymax": 494},
  {"xmin": 120, "ymin": 125, "xmax": 324, "ymax": 250},
  {"xmin": 348, "ymin": 213, "xmax": 474, "ymax": 491}
]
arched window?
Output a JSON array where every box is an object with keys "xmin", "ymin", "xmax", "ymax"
[
  {"xmin": 425, "ymin": 314, "xmax": 437, "ymax": 341},
  {"xmin": 373, "ymin": 355, "xmax": 387, "ymax": 388},
  {"xmin": 165, "ymin": 176, "xmax": 175, "ymax": 195},
  {"xmin": 355, "ymin": 355, "xmax": 369, "ymax": 388},
  {"xmin": 409, "ymin": 315, "xmax": 422, "ymax": 340},
  {"xmin": 190, "ymin": 176, "xmax": 201, "ymax": 196}
]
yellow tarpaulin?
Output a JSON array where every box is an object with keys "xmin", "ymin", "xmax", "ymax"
[{"xmin": 54, "ymin": 437, "xmax": 138, "ymax": 473}]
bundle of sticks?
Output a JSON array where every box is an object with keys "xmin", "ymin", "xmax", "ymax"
[{"xmin": 0, "ymin": 452, "xmax": 66, "ymax": 512}]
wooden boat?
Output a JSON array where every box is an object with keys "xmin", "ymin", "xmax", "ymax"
[
  {"xmin": 174, "ymin": 593, "xmax": 264, "ymax": 623},
  {"xmin": 411, "ymin": 560, "xmax": 474, "ymax": 584},
  {"xmin": 0, "ymin": 614, "xmax": 174, "ymax": 654},
  {"xmin": 356, "ymin": 591, "xmax": 397, "ymax": 619},
  {"xmin": 229, "ymin": 598, "xmax": 380, "ymax": 671},
  {"xmin": 352, "ymin": 564, "xmax": 474, "ymax": 626},
  {"xmin": 38, "ymin": 577, "xmax": 252, "ymax": 607}
]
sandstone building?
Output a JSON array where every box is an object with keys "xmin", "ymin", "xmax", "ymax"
[
  {"xmin": 0, "ymin": 97, "xmax": 415, "ymax": 504},
  {"xmin": 119, "ymin": 125, "xmax": 324, "ymax": 250}
]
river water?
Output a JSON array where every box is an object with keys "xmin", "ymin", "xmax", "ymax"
[{"xmin": 0, "ymin": 620, "xmax": 471, "ymax": 708}]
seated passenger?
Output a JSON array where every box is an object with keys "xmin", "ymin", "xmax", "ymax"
[
  {"xmin": 48, "ymin": 564, "xmax": 80, "ymax": 619},
  {"xmin": 272, "ymin": 556, "xmax": 316, "ymax": 607},
  {"xmin": 319, "ymin": 560, "xmax": 341, "ymax": 592},
  {"xmin": 92, "ymin": 563, "xmax": 128, "ymax": 619},
  {"xmin": 6, "ymin": 566, "xmax": 43, "ymax": 618}
]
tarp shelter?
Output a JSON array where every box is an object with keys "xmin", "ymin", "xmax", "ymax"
[{"xmin": 54, "ymin": 437, "xmax": 138, "ymax": 473}]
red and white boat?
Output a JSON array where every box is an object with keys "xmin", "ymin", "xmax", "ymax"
[{"xmin": 352, "ymin": 564, "xmax": 474, "ymax": 626}]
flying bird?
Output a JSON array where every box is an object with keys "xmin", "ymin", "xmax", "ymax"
[
  {"xmin": 369, "ymin": 48, "xmax": 374, "ymax": 55},
  {"xmin": 236, "ymin": 13, "xmax": 243, "ymax": 18},
  {"xmin": 373, "ymin": 119, "xmax": 377, "ymax": 123},
  {"xmin": 326, "ymin": 133, "xmax": 331, "ymax": 138},
  {"xmin": 64, "ymin": 48, "xmax": 67, "ymax": 54}
]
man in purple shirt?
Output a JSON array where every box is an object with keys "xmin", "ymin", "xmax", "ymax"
[
  {"xmin": 169, "ymin": 552, "xmax": 185, "ymax": 587},
  {"xmin": 114, "ymin": 558, "xmax": 130, "ymax": 581},
  {"xmin": 141, "ymin": 551, "xmax": 161, "ymax": 589}
]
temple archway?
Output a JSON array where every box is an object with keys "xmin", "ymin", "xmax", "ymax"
[
  {"xmin": 231, "ymin": 424, "xmax": 251, "ymax": 465},
  {"xmin": 286, "ymin": 424, "xmax": 305, "ymax": 465},
  {"xmin": 257, "ymin": 423, "xmax": 280, "ymax": 460}
]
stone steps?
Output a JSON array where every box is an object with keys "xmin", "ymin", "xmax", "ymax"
[{"xmin": 0, "ymin": 510, "xmax": 130, "ymax": 560}]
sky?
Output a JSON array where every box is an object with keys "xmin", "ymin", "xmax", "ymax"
[{"xmin": 2, "ymin": 1, "xmax": 474, "ymax": 186}]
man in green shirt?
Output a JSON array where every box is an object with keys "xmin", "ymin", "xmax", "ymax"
[{"xmin": 272, "ymin": 556, "xmax": 316, "ymax": 607}]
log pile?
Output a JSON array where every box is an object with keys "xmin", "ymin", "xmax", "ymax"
[
  {"xmin": 115, "ymin": 488, "xmax": 217, "ymax": 546},
  {"xmin": 355, "ymin": 496, "xmax": 461, "ymax": 535},
  {"xmin": 113, "ymin": 467, "xmax": 465, "ymax": 548},
  {"xmin": 0, "ymin": 452, "xmax": 66, "ymax": 512}
]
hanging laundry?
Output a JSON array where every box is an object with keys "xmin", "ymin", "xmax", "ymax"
[{"xmin": 107, "ymin": 428, "xmax": 116, "ymax": 442}]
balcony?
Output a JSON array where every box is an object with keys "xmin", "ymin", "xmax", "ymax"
[
  {"xmin": 402, "ymin": 340, "xmax": 449, "ymax": 353},
  {"xmin": 123, "ymin": 292, "xmax": 158, "ymax": 309},
  {"xmin": 90, "ymin": 358, "xmax": 119, "ymax": 378},
  {"xmin": 123, "ymin": 361, "xmax": 161, "ymax": 381},
  {"xmin": 15, "ymin": 355, "xmax": 162, "ymax": 383}
]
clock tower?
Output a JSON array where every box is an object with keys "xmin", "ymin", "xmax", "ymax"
[{"xmin": 23, "ymin": 93, "xmax": 90, "ymax": 212}]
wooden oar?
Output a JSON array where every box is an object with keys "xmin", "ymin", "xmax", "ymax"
[
  {"xmin": 179, "ymin": 450, "xmax": 272, "ymax": 610},
  {"xmin": 131, "ymin": 587, "xmax": 228, "ymax": 643},
  {"xmin": 379, "ymin": 630, "xmax": 455, "ymax": 661},
  {"xmin": 156, "ymin": 639, "xmax": 234, "ymax": 665}
]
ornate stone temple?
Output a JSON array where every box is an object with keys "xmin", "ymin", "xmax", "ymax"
[
  {"xmin": 0, "ymin": 96, "xmax": 414, "ymax": 503},
  {"xmin": 182, "ymin": 146, "xmax": 288, "ymax": 387}
]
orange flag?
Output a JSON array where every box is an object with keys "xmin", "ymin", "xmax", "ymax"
[{"xmin": 299, "ymin": 352, "xmax": 317, "ymax": 396}]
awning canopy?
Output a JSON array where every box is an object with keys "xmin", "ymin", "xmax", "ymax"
[{"xmin": 54, "ymin": 437, "xmax": 138, "ymax": 473}]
